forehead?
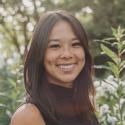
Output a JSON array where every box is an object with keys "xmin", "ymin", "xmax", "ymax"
[{"xmin": 49, "ymin": 20, "xmax": 77, "ymax": 38}]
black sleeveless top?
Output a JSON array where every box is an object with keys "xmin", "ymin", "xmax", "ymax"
[{"xmin": 40, "ymin": 83, "xmax": 100, "ymax": 125}]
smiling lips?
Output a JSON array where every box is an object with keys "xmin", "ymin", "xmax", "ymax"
[{"xmin": 56, "ymin": 63, "xmax": 76, "ymax": 72}]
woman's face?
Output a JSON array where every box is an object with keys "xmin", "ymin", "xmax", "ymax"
[{"xmin": 44, "ymin": 20, "xmax": 85, "ymax": 88}]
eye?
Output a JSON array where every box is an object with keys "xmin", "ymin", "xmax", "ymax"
[
  {"xmin": 48, "ymin": 44, "xmax": 60, "ymax": 49},
  {"xmin": 72, "ymin": 41, "xmax": 82, "ymax": 47}
]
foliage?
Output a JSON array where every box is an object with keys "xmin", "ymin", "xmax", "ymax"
[
  {"xmin": 0, "ymin": 54, "xmax": 24, "ymax": 125},
  {"xmin": 95, "ymin": 27, "xmax": 125, "ymax": 125},
  {"xmin": 1, "ymin": 0, "xmax": 125, "ymax": 57}
]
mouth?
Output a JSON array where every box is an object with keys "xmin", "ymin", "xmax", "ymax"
[{"xmin": 56, "ymin": 63, "xmax": 76, "ymax": 72}]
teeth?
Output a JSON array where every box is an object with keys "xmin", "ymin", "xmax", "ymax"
[{"xmin": 57, "ymin": 64, "xmax": 75, "ymax": 71}]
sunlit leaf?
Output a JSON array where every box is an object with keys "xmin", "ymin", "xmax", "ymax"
[
  {"xmin": 121, "ymin": 101, "xmax": 125, "ymax": 115},
  {"xmin": 101, "ymin": 44, "xmax": 118, "ymax": 64},
  {"xmin": 107, "ymin": 61, "xmax": 119, "ymax": 77}
]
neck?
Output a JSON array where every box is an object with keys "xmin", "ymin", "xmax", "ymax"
[{"xmin": 49, "ymin": 82, "xmax": 73, "ymax": 88}]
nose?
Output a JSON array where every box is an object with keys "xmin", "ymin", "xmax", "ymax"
[{"xmin": 60, "ymin": 47, "xmax": 73, "ymax": 59}]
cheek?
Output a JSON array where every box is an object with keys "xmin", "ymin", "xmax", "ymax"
[
  {"xmin": 44, "ymin": 51, "xmax": 50, "ymax": 68},
  {"xmin": 44, "ymin": 51, "xmax": 57, "ymax": 67},
  {"xmin": 77, "ymin": 49, "xmax": 85, "ymax": 61},
  {"xmin": 44, "ymin": 55, "xmax": 53, "ymax": 75},
  {"xmin": 78, "ymin": 50, "xmax": 86, "ymax": 69}
]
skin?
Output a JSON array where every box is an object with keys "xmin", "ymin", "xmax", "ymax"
[
  {"xmin": 10, "ymin": 103, "xmax": 45, "ymax": 125},
  {"xmin": 44, "ymin": 20, "xmax": 85, "ymax": 88}
]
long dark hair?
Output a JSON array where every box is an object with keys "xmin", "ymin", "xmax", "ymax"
[{"xmin": 24, "ymin": 10, "xmax": 96, "ymax": 124}]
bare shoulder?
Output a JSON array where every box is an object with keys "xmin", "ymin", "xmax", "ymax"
[{"xmin": 10, "ymin": 103, "xmax": 45, "ymax": 125}]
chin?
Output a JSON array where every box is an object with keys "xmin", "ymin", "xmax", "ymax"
[{"xmin": 59, "ymin": 77, "xmax": 76, "ymax": 84}]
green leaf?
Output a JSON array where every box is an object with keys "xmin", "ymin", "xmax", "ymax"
[
  {"xmin": 121, "ymin": 48, "xmax": 125, "ymax": 55},
  {"xmin": 101, "ymin": 44, "xmax": 118, "ymax": 64},
  {"xmin": 121, "ymin": 100, "xmax": 125, "ymax": 115},
  {"xmin": 94, "ymin": 65, "xmax": 110, "ymax": 70},
  {"xmin": 120, "ymin": 60, "xmax": 125, "ymax": 72},
  {"xmin": 107, "ymin": 62, "xmax": 119, "ymax": 77},
  {"xmin": 7, "ymin": 78, "xmax": 16, "ymax": 88},
  {"xmin": 0, "ymin": 103, "xmax": 7, "ymax": 109},
  {"xmin": 111, "ymin": 27, "xmax": 117, "ymax": 37},
  {"xmin": 118, "ymin": 42, "xmax": 123, "ymax": 52}
]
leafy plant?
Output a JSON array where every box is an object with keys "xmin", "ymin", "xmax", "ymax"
[
  {"xmin": 0, "ymin": 56, "xmax": 24, "ymax": 125},
  {"xmin": 95, "ymin": 26, "xmax": 125, "ymax": 125}
]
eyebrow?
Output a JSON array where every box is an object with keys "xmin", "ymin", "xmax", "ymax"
[{"xmin": 48, "ymin": 37, "xmax": 79, "ymax": 42}]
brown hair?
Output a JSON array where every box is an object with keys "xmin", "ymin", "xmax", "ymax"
[{"xmin": 24, "ymin": 10, "xmax": 96, "ymax": 124}]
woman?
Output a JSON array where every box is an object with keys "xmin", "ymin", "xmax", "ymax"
[{"xmin": 11, "ymin": 10, "xmax": 99, "ymax": 125}]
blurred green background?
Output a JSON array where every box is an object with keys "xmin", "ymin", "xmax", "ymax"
[{"xmin": 0, "ymin": 0, "xmax": 125, "ymax": 125}]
